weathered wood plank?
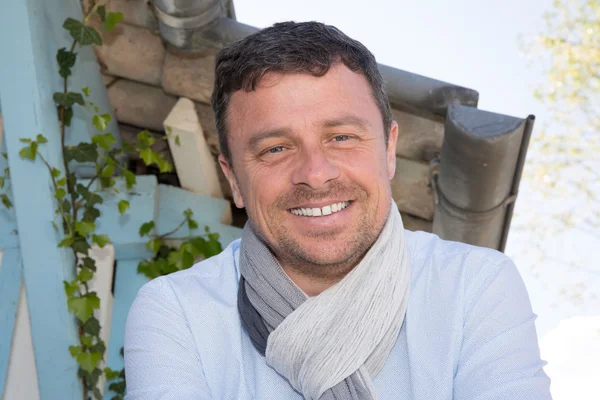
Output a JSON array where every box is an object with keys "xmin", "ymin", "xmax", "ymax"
[
  {"xmin": 391, "ymin": 157, "xmax": 434, "ymax": 220},
  {"xmin": 162, "ymin": 50, "xmax": 217, "ymax": 105},
  {"xmin": 393, "ymin": 108, "xmax": 444, "ymax": 161},
  {"xmin": 107, "ymin": 78, "xmax": 177, "ymax": 132},
  {"xmin": 400, "ymin": 212, "xmax": 433, "ymax": 232},
  {"xmin": 164, "ymin": 98, "xmax": 224, "ymax": 199},
  {"xmin": 84, "ymin": 0, "xmax": 158, "ymax": 30},
  {"xmin": 92, "ymin": 20, "xmax": 165, "ymax": 86}
]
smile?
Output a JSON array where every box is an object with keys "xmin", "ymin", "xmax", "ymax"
[{"xmin": 289, "ymin": 201, "xmax": 351, "ymax": 217}]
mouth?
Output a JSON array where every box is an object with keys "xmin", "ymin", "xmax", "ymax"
[{"xmin": 288, "ymin": 201, "xmax": 352, "ymax": 217}]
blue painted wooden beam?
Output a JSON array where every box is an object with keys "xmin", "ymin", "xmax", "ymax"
[
  {"xmin": 0, "ymin": 0, "xmax": 84, "ymax": 397},
  {"xmin": 156, "ymin": 184, "xmax": 237, "ymax": 236},
  {"xmin": 0, "ymin": 124, "xmax": 19, "ymax": 250},
  {"xmin": 0, "ymin": 249, "xmax": 23, "ymax": 398},
  {"xmin": 79, "ymin": 175, "xmax": 159, "ymax": 261},
  {"xmin": 104, "ymin": 258, "xmax": 149, "ymax": 399}
]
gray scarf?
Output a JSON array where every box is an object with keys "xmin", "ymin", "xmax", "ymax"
[{"xmin": 238, "ymin": 203, "xmax": 410, "ymax": 399}]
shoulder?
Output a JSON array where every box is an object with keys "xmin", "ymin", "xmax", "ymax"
[
  {"xmin": 405, "ymin": 230, "xmax": 516, "ymax": 285},
  {"xmin": 403, "ymin": 230, "xmax": 523, "ymax": 314}
]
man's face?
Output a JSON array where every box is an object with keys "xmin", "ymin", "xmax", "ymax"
[{"xmin": 220, "ymin": 63, "xmax": 398, "ymax": 279}]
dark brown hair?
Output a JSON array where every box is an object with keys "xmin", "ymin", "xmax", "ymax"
[{"xmin": 211, "ymin": 21, "xmax": 392, "ymax": 163}]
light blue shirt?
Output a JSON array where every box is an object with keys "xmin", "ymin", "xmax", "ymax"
[{"xmin": 124, "ymin": 230, "xmax": 551, "ymax": 399}]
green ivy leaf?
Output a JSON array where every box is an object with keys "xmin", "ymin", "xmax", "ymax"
[
  {"xmin": 124, "ymin": 170, "xmax": 136, "ymax": 189},
  {"xmin": 82, "ymin": 86, "xmax": 90, "ymax": 97},
  {"xmin": 136, "ymin": 130, "xmax": 155, "ymax": 148},
  {"xmin": 52, "ymin": 167, "xmax": 61, "ymax": 178},
  {"xmin": 92, "ymin": 132, "xmax": 116, "ymax": 150},
  {"xmin": 188, "ymin": 218, "xmax": 199, "ymax": 230},
  {"xmin": 174, "ymin": 135, "xmax": 181, "ymax": 146},
  {"xmin": 63, "ymin": 280, "xmax": 79, "ymax": 297},
  {"xmin": 139, "ymin": 221, "xmax": 155, "ymax": 236},
  {"xmin": 156, "ymin": 157, "xmax": 173, "ymax": 173},
  {"xmin": 92, "ymin": 114, "xmax": 112, "ymax": 133},
  {"xmin": 19, "ymin": 142, "xmax": 38, "ymax": 161},
  {"xmin": 58, "ymin": 235, "xmax": 74, "ymax": 248},
  {"xmin": 72, "ymin": 237, "xmax": 91, "ymax": 255},
  {"xmin": 76, "ymin": 350, "xmax": 102, "ymax": 373},
  {"xmin": 146, "ymin": 238, "xmax": 162, "ymax": 253},
  {"xmin": 76, "ymin": 221, "xmax": 96, "ymax": 237},
  {"xmin": 118, "ymin": 199, "xmax": 130, "ymax": 214},
  {"xmin": 61, "ymin": 198, "xmax": 71, "ymax": 213},
  {"xmin": 77, "ymin": 267, "xmax": 94, "ymax": 283},
  {"xmin": 19, "ymin": 138, "xmax": 32, "ymax": 144},
  {"xmin": 56, "ymin": 47, "xmax": 76, "ymax": 78},
  {"xmin": 100, "ymin": 162, "xmax": 115, "ymax": 178},
  {"xmin": 97, "ymin": 5, "xmax": 107, "ymax": 21},
  {"xmin": 36, "ymin": 134, "xmax": 48, "ymax": 144},
  {"xmin": 55, "ymin": 188, "xmax": 67, "ymax": 200},
  {"xmin": 92, "ymin": 234, "xmax": 110, "ymax": 248},
  {"xmin": 67, "ymin": 293, "xmax": 100, "ymax": 323},
  {"xmin": 104, "ymin": 367, "xmax": 120, "ymax": 381},
  {"xmin": 83, "ymin": 316, "xmax": 100, "ymax": 336},
  {"xmin": 57, "ymin": 177, "xmax": 67, "ymax": 186},
  {"xmin": 103, "ymin": 12, "xmax": 124, "ymax": 31},
  {"xmin": 64, "ymin": 142, "xmax": 98, "ymax": 163},
  {"xmin": 69, "ymin": 345, "xmax": 82, "ymax": 358},
  {"xmin": 183, "ymin": 209, "xmax": 193, "ymax": 219},
  {"xmin": 0, "ymin": 176, "xmax": 4, "ymax": 189},
  {"xmin": 82, "ymin": 256, "xmax": 97, "ymax": 272},
  {"xmin": 53, "ymin": 92, "xmax": 85, "ymax": 108},
  {"xmin": 168, "ymin": 249, "xmax": 195, "ymax": 271},
  {"xmin": 62, "ymin": 106, "xmax": 74, "ymax": 127},
  {"xmin": 81, "ymin": 334, "xmax": 94, "ymax": 347},
  {"xmin": 83, "ymin": 206, "xmax": 100, "ymax": 223},
  {"xmin": 63, "ymin": 18, "xmax": 102, "ymax": 46},
  {"xmin": 139, "ymin": 148, "xmax": 158, "ymax": 166}
]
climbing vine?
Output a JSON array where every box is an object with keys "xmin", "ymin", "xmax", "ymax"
[{"xmin": 1, "ymin": 2, "xmax": 223, "ymax": 398}]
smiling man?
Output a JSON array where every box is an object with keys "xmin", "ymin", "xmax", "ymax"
[{"xmin": 124, "ymin": 22, "xmax": 551, "ymax": 400}]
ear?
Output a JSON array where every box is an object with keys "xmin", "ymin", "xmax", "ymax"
[
  {"xmin": 387, "ymin": 121, "xmax": 399, "ymax": 180},
  {"xmin": 218, "ymin": 154, "xmax": 245, "ymax": 209}
]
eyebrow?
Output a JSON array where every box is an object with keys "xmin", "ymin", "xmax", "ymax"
[
  {"xmin": 319, "ymin": 115, "xmax": 371, "ymax": 131},
  {"xmin": 247, "ymin": 127, "xmax": 294, "ymax": 151},
  {"xmin": 246, "ymin": 115, "xmax": 371, "ymax": 150}
]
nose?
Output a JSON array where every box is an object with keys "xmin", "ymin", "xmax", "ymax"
[{"xmin": 291, "ymin": 146, "xmax": 340, "ymax": 189}]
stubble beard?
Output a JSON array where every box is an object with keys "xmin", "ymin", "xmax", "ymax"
[{"xmin": 258, "ymin": 181, "xmax": 384, "ymax": 282}]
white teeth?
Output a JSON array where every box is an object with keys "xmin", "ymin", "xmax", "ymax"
[{"xmin": 290, "ymin": 201, "xmax": 351, "ymax": 217}]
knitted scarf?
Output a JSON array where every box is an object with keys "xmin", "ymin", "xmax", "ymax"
[{"xmin": 238, "ymin": 203, "xmax": 410, "ymax": 399}]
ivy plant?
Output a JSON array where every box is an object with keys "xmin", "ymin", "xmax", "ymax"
[{"xmin": 0, "ymin": 2, "xmax": 224, "ymax": 398}]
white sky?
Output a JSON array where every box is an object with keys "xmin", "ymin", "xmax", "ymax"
[{"xmin": 234, "ymin": 1, "xmax": 600, "ymax": 397}]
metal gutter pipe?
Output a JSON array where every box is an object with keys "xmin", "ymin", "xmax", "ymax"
[{"xmin": 432, "ymin": 104, "xmax": 534, "ymax": 251}]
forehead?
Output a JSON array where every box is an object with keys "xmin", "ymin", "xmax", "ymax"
[{"xmin": 226, "ymin": 63, "xmax": 383, "ymax": 143}]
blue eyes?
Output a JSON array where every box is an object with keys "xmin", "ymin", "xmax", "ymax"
[
  {"xmin": 267, "ymin": 146, "xmax": 284, "ymax": 154},
  {"xmin": 333, "ymin": 135, "xmax": 350, "ymax": 142},
  {"xmin": 262, "ymin": 136, "xmax": 352, "ymax": 156}
]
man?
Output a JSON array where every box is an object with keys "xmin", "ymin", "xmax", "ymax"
[{"xmin": 124, "ymin": 21, "xmax": 551, "ymax": 399}]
